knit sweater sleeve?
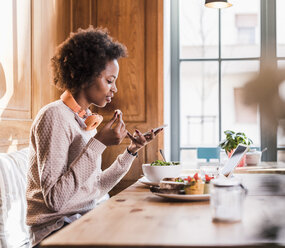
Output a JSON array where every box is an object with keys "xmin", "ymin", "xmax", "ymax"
[
  {"xmin": 34, "ymin": 108, "xmax": 136, "ymax": 212},
  {"xmin": 94, "ymin": 149, "xmax": 136, "ymax": 199}
]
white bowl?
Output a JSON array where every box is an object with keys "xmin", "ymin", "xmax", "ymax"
[{"xmin": 142, "ymin": 164, "xmax": 182, "ymax": 183}]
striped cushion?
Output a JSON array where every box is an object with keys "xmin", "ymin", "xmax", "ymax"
[{"xmin": 0, "ymin": 148, "xmax": 30, "ymax": 248}]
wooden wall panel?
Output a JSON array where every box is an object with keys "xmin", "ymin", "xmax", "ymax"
[
  {"xmin": 0, "ymin": 0, "xmax": 164, "ymax": 196},
  {"xmin": 145, "ymin": 0, "xmax": 164, "ymax": 164},
  {"xmin": 0, "ymin": 0, "xmax": 32, "ymax": 152},
  {"xmin": 0, "ymin": 120, "xmax": 31, "ymax": 153},
  {"xmin": 71, "ymin": 0, "xmax": 92, "ymax": 31},
  {"xmin": 0, "ymin": 0, "xmax": 31, "ymax": 120},
  {"xmin": 0, "ymin": 0, "xmax": 72, "ymax": 152},
  {"xmin": 32, "ymin": 0, "xmax": 71, "ymax": 117},
  {"xmin": 92, "ymin": 0, "xmax": 164, "ymax": 195},
  {"xmin": 95, "ymin": 0, "xmax": 146, "ymax": 122}
]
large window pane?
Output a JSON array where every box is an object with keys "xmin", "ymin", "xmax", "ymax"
[
  {"xmin": 180, "ymin": 62, "xmax": 219, "ymax": 147},
  {"xmin": 221, "ymin": 0, "xmax": 260, "ymax": 58},
  {"xmin": 221, "ymin": 61, "xmax": 260, "ymax": 146},
  {"xmin": 277, "ymin": 60, "xmax": 285, "ymax": 147},
  {"xmin": 179, "ymin": 0, "xmax": 218, "ymax": 59},
  {"xmin": 277, "ymin": 0, "xmax": 285, "ymax": 57}
]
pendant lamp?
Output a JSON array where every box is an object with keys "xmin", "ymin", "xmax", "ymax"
[{"xmin": 205, "ymin": 0, "xmax": 232, "ymax": 9}]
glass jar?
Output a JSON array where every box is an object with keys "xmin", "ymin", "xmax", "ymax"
[{"xmin": 210, "ymin": 178, "xmax": 247, "ymax": 222}]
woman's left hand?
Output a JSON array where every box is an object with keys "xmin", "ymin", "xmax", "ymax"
[{"xmin": 127, "ymin": 128, "xmax": 163, "ymax": 154}]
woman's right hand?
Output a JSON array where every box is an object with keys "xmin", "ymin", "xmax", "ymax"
[{"xmin": 94, "ymin": 111, "xmax": 127, "ymax": 146}]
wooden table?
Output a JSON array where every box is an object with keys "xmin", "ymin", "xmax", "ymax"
[
  {"xmin": 41, "ymin": 174, "xmax": 285, "ymax": 247},
  {"xmin": 234, "ymin": 162, "xmax": 285, "ymax": 174}
]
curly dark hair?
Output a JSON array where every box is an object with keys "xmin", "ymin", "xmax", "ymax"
[{"xmin": 51, "ymin": 26, "xmax": 127, "ymax": 93}]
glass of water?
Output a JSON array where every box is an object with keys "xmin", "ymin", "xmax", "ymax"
[{"xmin": 210, "ymin": 177, "xmax": 247, "ymax": 222}]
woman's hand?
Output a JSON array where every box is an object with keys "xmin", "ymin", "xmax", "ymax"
[
  {"xmin": 127, "ymin": 128, "xmax": 163, "ymax": 154},
  {"xmin": 94, "ymin": 111, "xmax": 127, "ymax": 146}
]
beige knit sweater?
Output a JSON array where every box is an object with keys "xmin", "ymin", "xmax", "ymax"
[{"xmin": 26, "ymin": 100, "xmax": 136, "ymax": 245}]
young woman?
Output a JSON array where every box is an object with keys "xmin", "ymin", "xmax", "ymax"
[{"xmin": 26, "ymin": 26, "xmax": 162, "ymax": 247}]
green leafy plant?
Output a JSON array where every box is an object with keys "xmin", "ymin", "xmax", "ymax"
[{"xmin": 219, "ymin": 130, "xmax": 253, "ymax": 154}]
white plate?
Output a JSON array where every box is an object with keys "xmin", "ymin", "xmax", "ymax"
[
  {"xmin": 138, "ymin": 176, "xmax": 159, "ymax": 186},
  {"xmin": 152, "ymin": 192, "xmax": 210, "ymax": 201}
]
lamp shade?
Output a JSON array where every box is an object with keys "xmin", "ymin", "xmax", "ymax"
[{"xmin": 205, "ymin": 0, "xmax": 232, "ymax": 8}]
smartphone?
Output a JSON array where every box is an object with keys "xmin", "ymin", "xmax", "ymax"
[
  {"xmin": 220, "ymin": 144, "xmax": 249, "ymax": 177},
  {"xmin": 143, "ymin": 124, "xmax": 168, "ymax": 135}
]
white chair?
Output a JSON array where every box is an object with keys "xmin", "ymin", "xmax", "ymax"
[
  {"xmin": 0, "ymin": 148, "xmax": 30, "ymax": 248},
  {"xmin": 0, "ymin": 148, "xmax": 109, "ymax": 248}
]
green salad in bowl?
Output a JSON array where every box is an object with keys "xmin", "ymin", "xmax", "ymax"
[
  {"xmin": 150, "ymin": 160, "xmax": 180, "ymax": 166},
  {"xmin": 142, "ymin": 161, "xmax": 182, "ymax": 183}
]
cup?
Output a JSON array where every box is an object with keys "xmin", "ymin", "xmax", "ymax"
[
  {"xmin": 246, "ymin": 151, "xmax": 261, "ymax": 166},
  {"xmin": 210, "ymin": 177, "xmax": 247, "ymax": 223}
]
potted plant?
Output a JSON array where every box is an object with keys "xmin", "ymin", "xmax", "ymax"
[{"xmin": 219, "ymin": 130, "xmax": 253, "ymax": 167}]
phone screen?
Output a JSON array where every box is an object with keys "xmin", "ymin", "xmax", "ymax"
[{"xmin": 143, "ymin": 124, "xmax": 167, "ymax": 135}]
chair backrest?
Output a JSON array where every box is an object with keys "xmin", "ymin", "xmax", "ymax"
[
  {"xmin": 0, "ymin": 148, "xmax": 30, "ymax": 248},
  {"xmin": 197, "ymin": 147, "xmax": 220, "ymax": 162}
]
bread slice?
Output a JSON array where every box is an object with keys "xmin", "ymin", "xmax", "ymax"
[{"xmin": 159, "ymin": 177, "xmax": 185, "ymax": 190}]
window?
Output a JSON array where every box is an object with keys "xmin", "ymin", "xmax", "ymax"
[
  {"xmin": 171, "ymin": 0, "xmax": 281, "ymax": 162},
  {"xmin": 276, "ymin": 0, "xmax": 285, "ymax": 161}
]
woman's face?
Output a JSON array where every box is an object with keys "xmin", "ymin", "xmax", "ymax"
[{"xmin": 85, "ymin": 59, "xmax": 119, "ymax": 107}]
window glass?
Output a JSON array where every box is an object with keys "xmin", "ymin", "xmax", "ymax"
[
  {"xmin": 277, "ymin": 0, "xmax": 285, "ymax": 57},
  {"xmin": 172, "ymin": 0, "xmax": 285, "ymax": 161},
  {"xmin": 277, "ymin": 60, "xmax": 285, "ymax": 147},
  {"xmin": 221, "ymin": 61, "xmax": 260, "ymax": 146},
  {"xmin": 221, "ymin": 0, "xmax": 260, "ymax": 58},
  {"xmin": 180, "ymin": 62, "xmax": 219, "ymax": 147},
  {"xmin": 179, "ymin": 0, "xmax": 218, "ymax": 59}
]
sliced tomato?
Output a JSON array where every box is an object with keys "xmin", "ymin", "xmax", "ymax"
[
  {"xmin": 205, "ymin": 174, "xmax": 214, "ymax": 182},
  {"xmin": 186, "ymin": 176, "xmax": 192, "ymax": 183}
]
